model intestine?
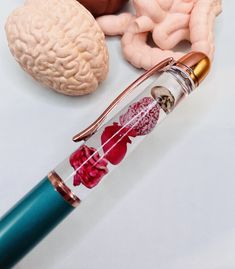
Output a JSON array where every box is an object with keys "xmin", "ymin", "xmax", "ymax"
[{"xmin": 97, "ymin": 0, "xmax": 222, "ymax": 70}]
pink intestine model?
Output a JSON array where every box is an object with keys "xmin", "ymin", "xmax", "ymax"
[{"xmin": 97, "ymin": 0, "xmax": 222, "ymax": 69}]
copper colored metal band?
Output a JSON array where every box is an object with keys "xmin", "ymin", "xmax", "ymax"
[
  {"xmin": 175, "ymin": 52, "xmax": 210, "ymax": 87},
  {"xmin": 48, "ymin": 171, "xmax": 80, "ymax": 207}
]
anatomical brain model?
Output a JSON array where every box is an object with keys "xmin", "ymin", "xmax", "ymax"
[
  {"xmin": 97, "ymin": 0, "xmax": 222, "ymax": 69},
  {"xmin": 5, "ymin": 0, "xmax": 109, "ymax": 95}
]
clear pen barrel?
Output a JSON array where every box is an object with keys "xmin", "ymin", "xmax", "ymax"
[{"xmin": 53, "ymin": 66, "xmax": 195, "ymax": 201}]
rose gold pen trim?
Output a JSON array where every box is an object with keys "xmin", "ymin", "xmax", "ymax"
[
  {"xmin": 175, "ymin": 51, "xmax": 210, "ymax": 86},
  {"xmin": 48, "ymin": 171, "xmax": 80, "ymax": 207},
  {"xmin": 72, "ymin": 57, "xmax": 174, "ymax": 142}
]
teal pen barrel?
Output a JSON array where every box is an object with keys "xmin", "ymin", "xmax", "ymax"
[{"xmin": 0, "ymin": 177, "xmax": 75, "ymax": 269}]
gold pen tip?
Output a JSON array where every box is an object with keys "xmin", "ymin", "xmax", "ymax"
[{"xmin": 175, "ymin": 51, "xmax": 211, "ymax": 87}]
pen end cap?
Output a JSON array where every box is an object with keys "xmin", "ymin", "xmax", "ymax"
[{"xmin": 176, "ymin": 51, "xmax": 211, "ymax": 87}]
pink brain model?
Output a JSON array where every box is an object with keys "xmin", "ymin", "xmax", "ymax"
[
  {"xmin": 119, "ymin": 97, "xmax": 160, "ymax": 135},
  {"xmin": 5, "ymin": 0, "xmax": 109, "ymax": 95},
  {"xmin": 97, "ymin": 0, "xmax": 222, "ymax": 70}
]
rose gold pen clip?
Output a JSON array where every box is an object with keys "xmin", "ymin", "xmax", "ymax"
[{"xmin": 72, "ymin": 57, "xmax": 175, "ymax": 143}]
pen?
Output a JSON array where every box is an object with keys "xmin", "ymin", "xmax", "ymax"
[{"xmin": 0, "ymin": 51, "xmax": 210, "ymax": 268}]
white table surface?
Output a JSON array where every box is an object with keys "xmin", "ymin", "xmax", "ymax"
[{"xmin": 1, "ymin": 1, "xmax": 235, "ymax": 268}]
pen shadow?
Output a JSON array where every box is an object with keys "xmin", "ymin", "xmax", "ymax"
[{"xmin": 17, "ymin": 80, "xmax": 216, "ymax": 269}]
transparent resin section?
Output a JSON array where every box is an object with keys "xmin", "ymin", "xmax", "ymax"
[{"xmin": 54, "ymin": 68, "xmax": 194, "ymax": 200}]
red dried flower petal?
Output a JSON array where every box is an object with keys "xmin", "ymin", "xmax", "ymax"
[
  {"xmin": 70, "ymin": 145, "xmax": 108, "ymax": 189},
  {"xmin": 101, "ymin": 122, "xmax": 137, "ymax": 165}
]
